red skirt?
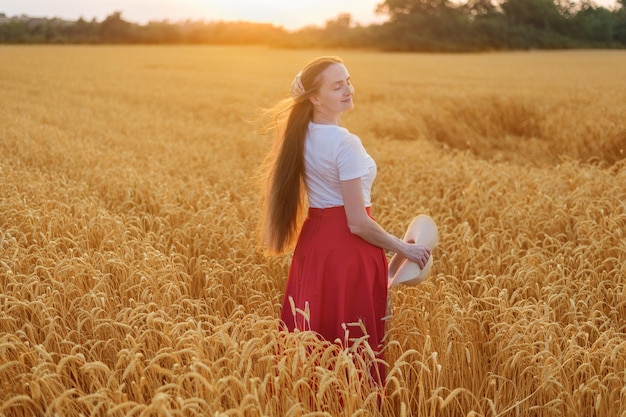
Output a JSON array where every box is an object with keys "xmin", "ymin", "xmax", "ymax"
[{"xmin": 280, "ymin": 206, "xmax": 388, "ymax": 384}]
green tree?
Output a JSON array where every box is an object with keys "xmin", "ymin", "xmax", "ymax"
[
  {"xmin": 60, "ymin": 17, "xmax": 100, "ymax": 43},
  {"xmin": 500, "ymin": 0, "xmax": 566, "ymax": 31},
  {"xmin": 138, "ymin": 20, "xmax": 183, "ymax": 43},
  {"xmin": 376, "ymin": 0, "xmax": 455, "ymax": 19},
  {"xmin": 322, "ymin": 13, "xmax": 354, "ymax": 46},
  {"xmin": 375, "ymin": 0, "xmax": 472, "ymax": 51},
  {"xmin": 464, "ymin": 0, "xmax": 498, "ymax": 17},
  {"xmin": 0, "ymin": 20, "xmax": 28, "ymax": 42},
  {"xmin": 573, "ymin": 4, "xmax": 616, "ymax": 44},
  {"xmin": 614, "ymin": 0, "xmax": 626, "ymax": 43},
  {"xmin": 99, "ymin": 11, "xmax": 136, "ymax": 43}
]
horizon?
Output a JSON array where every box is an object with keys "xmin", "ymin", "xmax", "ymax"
[
  {"xmin": 0, "ymin": 0, "xmax": 385, "ymax": 31},
  {"xmin": 0, "ymin": 0, "xmax": 620, "ymax": 31}
]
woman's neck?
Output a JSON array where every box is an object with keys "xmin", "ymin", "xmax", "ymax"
[{"xmin": 312, "ymin": 111, "xmax": 340, "ymax": 126}]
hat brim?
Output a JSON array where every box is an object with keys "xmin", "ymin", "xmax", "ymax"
[
  {"xmin": 388, "ymin": 215, "xmax": 438, "ymax": 288},
  {"xmin": 388, "ymin": 255, "xmax": 433, "ymax": 288}
]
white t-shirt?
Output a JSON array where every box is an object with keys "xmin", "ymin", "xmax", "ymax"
[{"xmin": 304, "ymin": 121, "xmax": 377, "ymax": 208}]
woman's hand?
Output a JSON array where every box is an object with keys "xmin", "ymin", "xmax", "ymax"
[{"xmin": 400, "ymin": 242, "xmax": 431, "ymax": 269}]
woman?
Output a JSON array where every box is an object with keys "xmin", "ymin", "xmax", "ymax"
[{"xmin": 260, "ymin": 56, "xmax": 430, "ymax": 385}]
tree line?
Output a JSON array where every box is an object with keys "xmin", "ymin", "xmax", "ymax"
[{"xmin": 1, "ymin": 0, "xmax": 625, "ymax": 51}]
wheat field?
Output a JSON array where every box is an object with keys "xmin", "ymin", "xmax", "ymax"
[{"xmin": 0, "ymin": 45, "xmax": 625, "ymax": 416}]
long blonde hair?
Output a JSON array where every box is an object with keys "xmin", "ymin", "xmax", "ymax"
[{"xmin": 260, "ymin": 56, "xmax": 343, "ymax": 254}]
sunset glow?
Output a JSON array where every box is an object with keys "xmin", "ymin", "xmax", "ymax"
[
  {"xmin": 0, "ymin": 0, "xmax": 387, "ymax": 30},
  {"xmin": 4, "ymin": 0, "xmax": 618, "ymax": 30}
]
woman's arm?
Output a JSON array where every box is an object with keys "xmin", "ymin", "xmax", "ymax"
[{"xmin": 341, "ymin": 177, "xmax": 431, "ymax": 268}]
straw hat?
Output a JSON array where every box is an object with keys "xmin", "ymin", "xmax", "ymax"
[{"xmin": 388, "ymin": 214, "xmax": 438, "ymax": 288}]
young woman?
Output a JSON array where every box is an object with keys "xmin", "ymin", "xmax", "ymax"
[{"xmin": 260, "ymin": 56, "xmax": 430, "ymax": 385}]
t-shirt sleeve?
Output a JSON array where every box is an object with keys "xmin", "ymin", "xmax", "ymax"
[{"xmin": 336, "ymin": 133, "xmax": 369, "ymax": 181}]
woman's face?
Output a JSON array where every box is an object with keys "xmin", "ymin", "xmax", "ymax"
[{"xmin": 311, "ymin": 63, "xmax": 354, "ymax": 114}]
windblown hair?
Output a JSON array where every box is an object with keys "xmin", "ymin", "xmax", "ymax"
[{"xmin": 259, "ymin": 56, "xmax": 343, "ymax": 254}]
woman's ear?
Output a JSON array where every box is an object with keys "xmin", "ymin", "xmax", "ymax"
[{"xmin": 309, "ymin": 95, "xmax": 322, "ymax": 106}]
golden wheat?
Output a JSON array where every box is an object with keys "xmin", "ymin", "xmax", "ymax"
[{"xmin": 0, "ymin": 45, "xmax": 625, "ymax": 416}]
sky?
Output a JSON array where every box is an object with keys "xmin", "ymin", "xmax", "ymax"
[
  {"xmin": 0, "ymin": 0, "xmax": 619, "ymax": 31},
  {"xmin": 0, "ymin": 0, "xmax": 386, "ymax": 30}
]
